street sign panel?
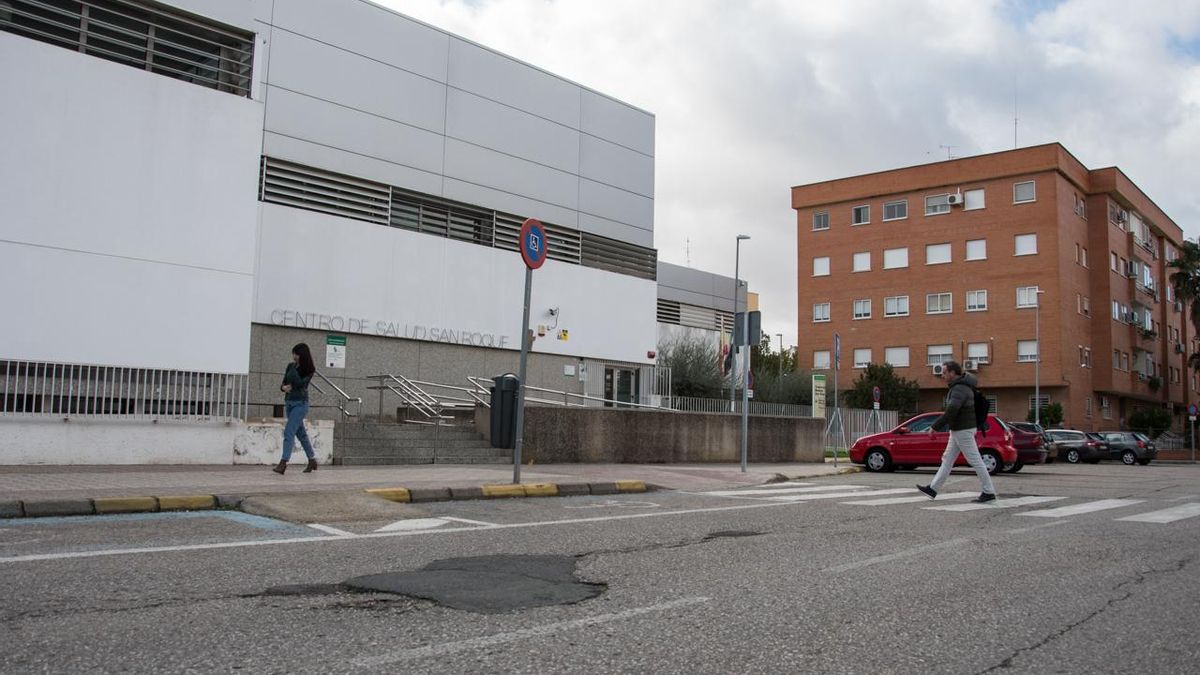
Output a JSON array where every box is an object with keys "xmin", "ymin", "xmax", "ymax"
[
  {"xmin": 872, "ymin": 386, "xmax": 881, "ymax": 403},
  {"xmin": 834, "ymin": 333, "xmax": 841, "ymax": 370},
  {"xmin": 1189, "ymin": 404, "xmax": 1198, "ymax": 416},
  {"xmin": 519, "ymin": 218, "xmax": 547, "ymax": 269}
]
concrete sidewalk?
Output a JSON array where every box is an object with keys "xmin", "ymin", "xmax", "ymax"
[{"xmin": 0, "ymin": 461, "xmax": 859, "ymax": 504}]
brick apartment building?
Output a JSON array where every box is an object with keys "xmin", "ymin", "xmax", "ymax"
[{"xmin": 792, "ymin": 143, "xmax": 1194, "ymax": 431}]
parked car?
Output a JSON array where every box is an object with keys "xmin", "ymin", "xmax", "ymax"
[
  {"xmin": 849, "ymin": 412, "xmax": 1018, "ymax": 475},
  {"xmin": 1097, "ymin": 431, "xmax": 1157, "ymax": 465},
  {"xmin": 1045, "ymin": 429, "xmax": 1105, "ymax": 464},
  {"xmin": 1003, "ymin": 421, "xmax": 1049, "ymax": 472}
]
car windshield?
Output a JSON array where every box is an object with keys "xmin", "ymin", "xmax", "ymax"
[
  {"xmin": 1133, "ymin": 432, "xmax": 1151, "ymax": 442},
  {"xmin": 1051, "ymin": 431, "xmax": 1083, "ymax": 440},
  {"xmin": 1086, "ymin": 433, "xmax": 1105, "ymax": 441},
  {"xmin": 901, "ymin": 415, "xmax": 937, "ymax": 432}
]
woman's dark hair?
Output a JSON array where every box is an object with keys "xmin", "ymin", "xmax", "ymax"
[{"xmin": 292, "ymin": 343, "xmax": 316, "ymax": 377}]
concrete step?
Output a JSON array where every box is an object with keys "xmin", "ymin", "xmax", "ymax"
[
  {"xmin": 334, "ymin": 427, "xmax": 482, "ymax": 440},
  {"xmin": 334, "ymin": 438, "xmax": 495, "ymax": 449}
]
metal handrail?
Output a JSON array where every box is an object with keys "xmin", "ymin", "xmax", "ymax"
[
  {"xmin": 367, "ymin": 374, "xmax": 453, "ymax": 423},
  {"xmin": 310, "ymin": 371, "xmax": 362, "ymax": 420},
  {"xmin": 465, "ymin": 375, "xmax": 666, "ymax": 411}
]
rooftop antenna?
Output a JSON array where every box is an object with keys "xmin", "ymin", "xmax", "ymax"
[
  {"xmin": 939, "ymin": 144, "xmax": 957, "ymax": 160},
  {"xmin": 686, "ymin": 237, "xmax": 691, "ymax": 267},
  {"xmin": 1013, "ymin": 73, "xmax": 1019, "ymax": 149}
]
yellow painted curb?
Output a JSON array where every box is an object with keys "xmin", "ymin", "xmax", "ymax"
[
  {"xmin": 157, "ymin": 495, "xmax": 216, "ymax": 511},
  {"xmin": 481, "ymin": 484, "xmax": 525, "ymax": 498},
  {"xmin": 366, "ymin": 487, "xmax": 412, "ymax": 503},
  {"xmin": 522, "ymin": 483, "xmax": 559, "ymax": 497},
  {"xmin": 94, "ymin": 497, "xmax": 159, "ymax": 514},
  {"xmin": 615, "ymin": 480, "xmax": 647, "ymax": 493}
]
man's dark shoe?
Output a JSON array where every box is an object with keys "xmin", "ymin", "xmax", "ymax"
[
  {"xmin": 974, "ymin": 492, "xmax": 997, "ymax": 503},
  {"xmin": 917, "ymin": 484, "xmax": 937, "ymax": 499}
]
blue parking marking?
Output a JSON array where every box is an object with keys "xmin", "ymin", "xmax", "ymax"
[{"xmin": 2, "ymin": 510, "xmax": 312, "ymax": 535}]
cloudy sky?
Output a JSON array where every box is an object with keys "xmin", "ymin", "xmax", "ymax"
[{"xmin": 391, "ymin": 0, "xmax": 1200, "ymax": 351}]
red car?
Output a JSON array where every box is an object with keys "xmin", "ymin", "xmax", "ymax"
[{"xmin": 849, "ymin": 412, "xmax": 1018, "ymax": 475}]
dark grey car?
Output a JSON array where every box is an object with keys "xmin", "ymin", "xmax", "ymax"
[
  {"xmin": 1098, "ymin": 432, "xmax": 1157, "ymax": 465},
  {"xmin": 1046, "ymin": 429, "xmax": 1105, "ymax": 464}
]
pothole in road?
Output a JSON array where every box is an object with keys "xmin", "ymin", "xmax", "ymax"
[{"xmin": 703, "ymin": 530, "xmax": 763, "ymax": 541}]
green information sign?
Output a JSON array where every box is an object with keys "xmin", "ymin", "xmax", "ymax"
[{"xmin": 325, "ymin": 335, "xmax": 347, "ymax": 369}]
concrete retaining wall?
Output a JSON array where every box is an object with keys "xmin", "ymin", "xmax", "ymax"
[{"xmin": 478, "ymin": 405, "xmax": 824, "ymax": 463}]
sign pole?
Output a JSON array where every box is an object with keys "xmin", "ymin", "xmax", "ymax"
[{"xmin": 513, "ymin": 266, "xmax": 533, "ymax": 484}]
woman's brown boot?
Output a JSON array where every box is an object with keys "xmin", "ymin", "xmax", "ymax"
[
  {"xmin": 272, "ymin": 461, "xmax": 287, "ymax": 474},
  {"xmin": 303, "ymin": 458, "xmax": 318, "ymax": 473}
]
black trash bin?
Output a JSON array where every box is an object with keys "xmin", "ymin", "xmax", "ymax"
[{"xmin": 490, "ymin": 373, "xmax": 520, "ymax": 449}]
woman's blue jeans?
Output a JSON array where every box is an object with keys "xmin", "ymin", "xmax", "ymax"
[{"xmin": 281, "ymin": 400, "xmax": 315, "ymax": 462}]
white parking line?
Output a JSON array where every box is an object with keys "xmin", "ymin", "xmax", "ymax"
[
  {"xmin": 440, "ymin": 516, "xmax": 498, "ymax": 526},
  {"xmin": 824, "ymin": 538, "xmax": 969, "ymax": 573},
  {"xmin": 307, "ymin": 524, "xmax": 355, "ymax": 537},
  {"xmin": 374, "ymin": 518, "xmax": 453, "ymax": 532},
  {"xmin": 840, "ymin": 492, "xmax": 976, "ymax": 506},
  {"xmin": 926, "ymin": 496, "xmax": 1066, "ymax": 512},
  {"xmin": 766, "ymin": 488, "xmax": 916, "ymax": 502},
  {"xmin": 1115, "ymin": 503, "xmax": 1200, "ymax": 524},
  {"xmin": 702, "ymin": 484, "xmax": 859, "ymax": 497},
  {"xmin": 1016, "ymin": 499, "xmax": 1144, "ymax": 518}
]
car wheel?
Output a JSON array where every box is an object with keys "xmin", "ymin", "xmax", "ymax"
[
  {"xmin": 864, "ymin": 448, "xmax": 892, "ymax": 472},
  {"xmin": 1009, "ymin": 461, "xmax": 1024, "ymax": 473},
  {"xmin": 1121, "ymin": 450, "xmax": 1137, "ymax": 465},
  {"xmin": 1137, "ymin": 459, "xmax": 1152, "ymax": 466},
  {"xmin": 1065, "ymin": 448, "xmax": 1081, "ymax": 464},
  {"xmin": 980, "ymin": 450, "xmax": 1001, "ymax": 475}
]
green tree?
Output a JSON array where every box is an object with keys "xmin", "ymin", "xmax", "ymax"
[
  {"xmin": 749, "ymin": 334, "xmax": 810, "ymax": 404},
  {"xmin": 657, "ymin": 336, "xmax": 724, "ymax": 398},
  {"xmin": 1169, "ymin": 239, "xmax": 1200, "ymax": 370},
  {"xmin": 841, "ymin": 363, "xmax": 920, "ymax": 414},
  {"xmin": 1026, "ymin": 402, "xmax": 1064, "ymax": 426},
  {"xmin": 1128, "ymin": 407, "xmax": 1172, "ymax": 437}
]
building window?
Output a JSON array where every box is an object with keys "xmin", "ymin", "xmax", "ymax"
[
  {"xmin": 961, "ymin": 188, "xmax": 985, "ymax": 211},
  {"xmin": 1112, "ymin": 300, "xmax": 1120, "ymax": 321},
  {"xmin": 813, "ymin": 257, "xmax": 830, "ymax": 276},
  {"xmin": 853, "ymin": 205, "xmax": 870, "ymax": 225},
  {"xmin": 1079, "ymin": 346, "xmax": 1091, "ymax": 368},
  {"xmin": 813, "ymin": 211, "xmax": 830, "ymax": 231},
  {"xmin": 814, "ymin": 350, "xmax": 831, "ymax": 369},
  {"xmin": 884, "ymin": 295, "xmax": 909, "ymax": 317},
  {"xmin": 1080, "ymin": 247, "xmax": 1088, "ymax": 268},
  {"xmin": 926, "ymin": 243, "xmax": 952, "ymax": 265},
  {"xmin": 853, "ymin": 348, "xmax": 872, "ymax": 369},
  {"xmin": 1017, "ymin": 340, "xmax": 1039, "ymax": 362},
  {"xmin": 1074, "ymin": 193, "xmax": 1087, "ymax": 218},
  {"xmin": 966, "ymin": 290, "xmax": 988, "ymax": 312},
  {"xmin": 1029, "ymin": 395, "xmax": 1050, "ymax": 411},
  {"xmin": 1014, "ymin": 181, "xmax": 1036, "ymax": 203},
  {"xmin": 965, "ymin": 239, "xmax": 987, "ymax": 261},
  {"xmin": 1014, "ymin": 233, "xmax": 1038, "ymax": 256},
  {"xmin": 853, "ymin": 299, "xmax": 872, "ymax": 320},
  {"xmin": 984, "ymin": 395, "xmax": 998, "ymax": 413},
  {"xmin": 883, "ymin": 248, "xmax": 909, "ymax": 269},
  {"xmin": 1017, "ymin": 286, "xmax": 1040, "ymax": 308},
  {"xmin": 1100, "ymin": 396, "xmax": 1112, "ymax": 419},
  {"xmin": 1113, "ymin": 349, "xmax": 1121, "ymax": 370},
  {"xmin": 884, "ymin": 346, "xmax": 910, "ymax": 367},
  {"xmin": 813, "ymin": 302, "xmax": 831, "ymax": 323},
  {"xmin": 1110, "ymin": 252, "xmax": 1119, "ymax": 272},
  {"xmin": 852, "ymin": 251, "xmax": 871, "ymax": 272},
  {"xmin": 925, "ymin": 194, "xmax": 951, "ymax": 216},
  {"xmin": 967, "ymin": 342, "xmax": 989, "ymax": 364},
  {"xmin": 1121, "ymin": 352, "xmax": 1129, "ymax": 371},
  {"xmin": 926, "ymin": 293, "xmax": 952, "ymax": 314},
  {"xmin": 1080, "ymin": 296, "xmax": 1090, "ymax": 317},
  {"xmin": 927, "ymin": 344, "xmax": 953, "ymax": 366},
  {"xmin": 883, "ymin": 200, "xmax": 908, "ymax": 221},
  {"xmin": 1085, "ymin": 396, "xmax": 1093, "ymax": 418}
]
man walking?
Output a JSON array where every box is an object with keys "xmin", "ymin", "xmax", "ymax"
[{"xmin": 917, "ymin": 360, "xmax": 997, "ymax": 503}]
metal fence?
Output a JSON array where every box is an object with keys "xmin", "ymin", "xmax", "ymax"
[
  {"xmin": 662, "ymin": 396, "xmax": 899, "ymax": 440},
  {"xmin": 0, "ymin": 360, "xmax": 248, "ymax": 422}
]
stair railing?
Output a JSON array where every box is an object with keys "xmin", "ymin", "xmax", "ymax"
[
  {"xmin": 367, "ymin": 374, "xmax": 454, "ymax": 425},
  {"xmin": 310, "ymin": 371, "xmax": 362, "ymax": 420}
]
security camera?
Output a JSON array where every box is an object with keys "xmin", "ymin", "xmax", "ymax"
[{"xmin": 548, "ymin": 307, "xmax": 559, "ymax": 316}]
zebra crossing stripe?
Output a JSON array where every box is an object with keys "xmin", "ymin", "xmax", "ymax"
[
  {"xmin": 765, "ymin": 488, "xmax": 916, "ymax": 502},
  {"xmin": 926, "ymin": 496, "xmax": 1066, "ymax": 512},
  {"xmin": 1017, "ymin": 499, "xmax": 1144, "ymax": 518},
  {"xmin": 704, "ymin": 484, "xmax": 865, "ymax": 497},
  {"xmin": 840, "ymin": 492, "xmax": 976, "ymax": 506},
  {"xmin": 1115, "ymin": 503, "xmax": 1200, "ymax": 523}
]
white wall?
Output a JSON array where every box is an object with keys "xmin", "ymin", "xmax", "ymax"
[
  {"xmin": 0, "ymin": 34, "xmax": 264, "ymax": 373},
  {"xmin": 254, "ymin": 204, "xmax": 658, "ymax": 364}
]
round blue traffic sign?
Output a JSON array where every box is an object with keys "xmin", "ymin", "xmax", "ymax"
[
  {"xmin": 1190, "ymin": 404, "xmax": 1198, "ymax": 416},
  {"xmin": 872, "ymin": 386, "xmax": 881, "ymax": 403},
  {"xmin": 519, "ymin": 218, "xmax": 548, "ymax": 270}
]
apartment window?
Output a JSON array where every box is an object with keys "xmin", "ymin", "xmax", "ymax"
[
  {"xmin": 853, "ymin": 299, "xmax": 872, "ymax": 320},
  {"xmin": 852, "ymin": 205, "xmax": 870, "ymax": 225},
  {"xmin": 1017, "ymin": 286, "xmax": 1040, "ymax": 308},
  {"xmin": 926, "ymin": 243, "xmax": 951, "ymax": 265},
  {"xmin": 1074, "ymin": 193, "xmax": 1087, "ymax": 218},
  {"xmin": 1085, "ymin": 396, "xmax": 1093, "ymax": 419},
  {"xmin": 927, "ymin": 344, "xmax": 953, "ymax": 366},
  {"xmin": 966, "ymin": 290, "xmax": 988, "ymax": 312},
  {"xmin": 965, "ymin": 239, "xmax": 987, "ymax": 261},
  {"xmin": 964, "ymin": 188, "xmax": 985, "ymax": 210},
  {"xmin": 1075, "ymin": 244, "xmax": 1081, "ymax": 264},
  {"xmin": 813, "ymin": 257, "xmax": 830, "ymax": 276},
  {"xmin": 883, "ymin": 200, "xmax": 908, "ymax": 221},
  {"xmin": 1110, "ymin": 252, "xmax": 1119, "ymax": 272},
  {"xmin": 812, "ymin": 302, "xmax": 831, "ymax": 323},
  {"xmin": 1121, "ymin": 352, "xmax": 1129, "ymax": 371},
  {"xmin": 925, "ymin": 194, "xmax": 951, "ymax": 216},
  {"xmin": 814, "ymin": 350, "xmax": 831, "ymax": 369},
  {"xmin": 853, "ymin": 348, "xmax": 872, "ymax": 369},
  {"xmin": 1080, "ymin": 296, "xmax": 1090, "ymax": 317},
  {"xmin": 883, "ymin": 248, "xmax": 908, "ymax": 269},
  {"xmin": 1029, "ymin": 395, "xmax": 1050, "ymax": 411},
  {"xmin": 1168, "ymin": 285, "xmax": 1175, "ymax": 303},
  {"xmin": 1014, "ymin": 181, "xmax": 1037, "ymax": 203},
  {"xmin": 967, "ymin": 342, "xmax": 989, "ymax": 364},
  {"xmin": 1113, "ymin": 349, "xmax": 1121, "ymax": 370},
  {"xmin": 1100, "ymin": 396, "xmax": 1112, "ymax": 420},
  {"xmin": 926, "ymin": 293, "xmax": 952, "ymax": 314},
  {"xmin": 852, "ymin": 251, "xmax": 871, "ymax": 272},
  {"xmin": 1014, "ymin": 233, "xmax": 1038, "ymax": 256},
  {"xmin": 985, "ymin": 395, "xmax": 998, "ymax": 413},
  {"xmin": 1079, "ymin": 346, "xmax": 1091, "ymax": 368},
  {"xmin": 1017, "ymin": 340, "xmax": 1039, "ymax": 362},
  {"xmin": 813, "ymin": 211, "xmax": 830, "ymax": 231},
  {"xmin": 1080, "ymin": 247, "xmax": 1088, "ymax": 267},
  {"xmin": 1112, "ymin": 300, "xmax": 1120, "ymax": 321},
  {"xmin": 884, "ymin": 347, "xmax": 910, "ymax": 367},
  {"xmin": 884, "ymin": 295, "xmax": 909, "ymax": 317}
]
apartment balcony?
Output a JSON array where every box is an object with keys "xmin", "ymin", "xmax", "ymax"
[
  {"xmin": 1135, "ymin": 280, "xmax": 1160, "ymax": 302},
  {"xmin": 1135, "ymin": 326, "xmax": 1159, "ymax": 344},
  {"xmin": 1129, "ymin": 231, "xmax": 1159, "ymax": 261}
]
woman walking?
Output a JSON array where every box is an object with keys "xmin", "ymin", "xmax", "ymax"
[{"xmin": 273, "ymin": 343, "xmax": 317, "ymax": 474}]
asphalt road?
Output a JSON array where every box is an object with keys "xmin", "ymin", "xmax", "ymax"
[{"xmin": 2, "ymin": 463, "xmax": 1198, "ymax": 674}]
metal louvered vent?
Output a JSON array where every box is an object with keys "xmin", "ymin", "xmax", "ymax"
[
  {"xmin": 261, "ymin": 158, "xmax": 390, "ymax": 224},
  {"xmin": 656, "ymin": 299, "xmax": 681, "ymax": 324},
  {"xmin": 679, "ymin": 304, "xmax": 720, "ymax": 331},
  {"xmin": 581, "ymin": 232, "xmax": 658, "ymax": 280},
  {"xmin": 2, "ymin": 0, "xmax": 254, "ymax": 97},
  {"xmin": 390, "ymin": 188, "xmax": 493, "ymax": 246}
]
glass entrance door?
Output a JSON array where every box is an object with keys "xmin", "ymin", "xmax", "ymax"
[{"xmin": 604, "ymin": 367, "xmax": 640, "ymax": 407}]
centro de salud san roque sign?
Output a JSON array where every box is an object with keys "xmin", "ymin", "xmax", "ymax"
[{"xmin": 269, "ymin": 309, "xmax": 514, "ymax": 349}]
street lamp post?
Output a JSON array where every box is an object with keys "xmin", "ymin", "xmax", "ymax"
[
  {"xmin": 734, "ymin": 235, "xmax": 751, "ymax": 471},
  {"xmin": 731, "ymin": 236, "xmax": 750, "ymax": 409},
  {"xmin": 1035, "ymin": 288, "xmax": 1045, "ymax": 426},
  {"xmin": 777, "ymin": 333, "xmax": 784, "ymax": 378}
]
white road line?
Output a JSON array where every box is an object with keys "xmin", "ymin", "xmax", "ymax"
[
  {"xmin": 352, "ymin": 596, "xmax": 710, "ymax": 666},
  {"xmin": 374, "ymin": 518, "xmax": 453, "ymax": 533},
  {"xmin": 823, "ymin": 538, "xmax": 969, "ymax": 573},
  {"xmin": 702, "ymin": 484, "xmax": 861, "ymax": 497},
  {"xmin": 1115, "ymin": 503, "xmax": 1200, "ymax": 524},
  {"xmin": 1005, "ymin": 520, "xmax": 1073, "ymax": 534},
  {"xmin": 766, "ymin": 488, "xmax": 916, "ymax": 502},
  {"xmin": 440, "ymin": 516, "xmax": 498, "ymax": 526},
  {"xmin": 926, "ymin": 496, "xmax": 1066, "ymax": 512},
  {"xmin": 0, "ymin": 501, "xmax": 795, "ymax": 565},
  {"xmin": 840, "ymin": 492, "xmax": 976, "ymax": 506},
  {"xmin": 1016, "ymin": 499, "xmax": 1144, "ymax": 518},
  {"xmin": 307, "ymin": 524, "xmax": 356, "ymax": 537}
]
